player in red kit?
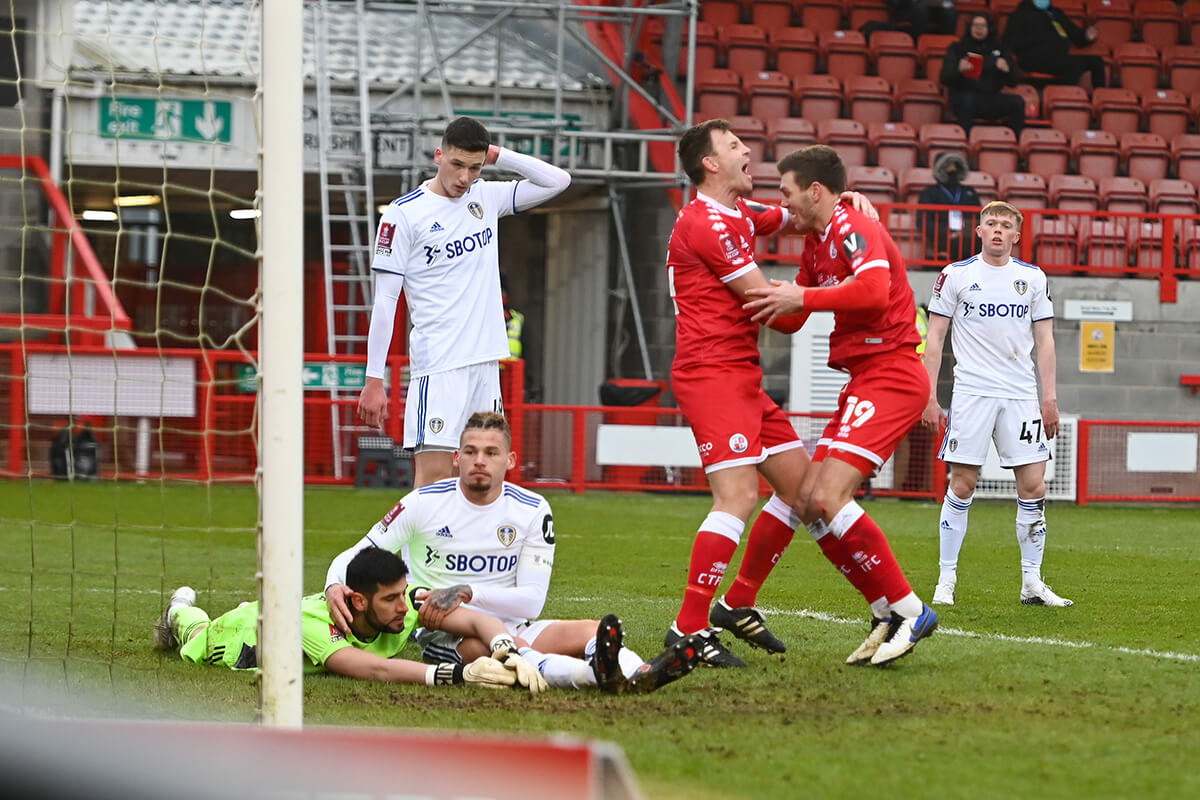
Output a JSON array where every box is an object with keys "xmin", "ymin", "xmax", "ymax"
[
  {"xmin": 664, "ymin": 120, "xmax": 878, "ymax": 666},
  {"xmin": 745, "ymin": 145, "xmax": 938, "ymax": 667}
]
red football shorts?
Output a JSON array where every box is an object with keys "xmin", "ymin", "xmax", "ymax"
[
  {"xmin": 814, "ymin": 351, "xmax": 927, "ymax": 477},
  {"xmin": 672, "ymin": 364, "xmax": 804, "ymax": 472}
]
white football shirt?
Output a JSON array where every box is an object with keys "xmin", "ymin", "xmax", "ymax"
[
  {"xmin": 928, "ymin": 255, "xmax": 1053, "ymax": 400},
  {"xmin": 325, "ymin": 479, "xmax": 556, "ymax": 626}
]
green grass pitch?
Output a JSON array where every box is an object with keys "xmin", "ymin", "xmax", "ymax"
[{"xmin": 1, "ymin": 480, "xmax": 1198, "ymax": 799}]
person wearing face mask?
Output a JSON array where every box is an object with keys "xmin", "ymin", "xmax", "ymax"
[
  {"xmin": 917, "ymin": 152, "xmax": 982, "ymax": 263},
  {"xmin": 941, "ymin": 14, "xmax": 1025, "ymax": 135},
  {"xmin": 1001, "ymin": 0, "xmax": 1105, "ymax": 89}
]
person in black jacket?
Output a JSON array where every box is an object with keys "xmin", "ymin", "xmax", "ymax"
[
  {"xmin": 917, "ymin": 152, "xmax": 981, "ymax": 263},
  {"xmin": 941, "ymin": 14, "xmax": 1025, "ymax": 134},
  {"xmin": 1001, "ymin": 0, "xmax": 1105, "ymax": 89}
]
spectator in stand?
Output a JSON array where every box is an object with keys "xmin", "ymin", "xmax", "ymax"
[
  {"xmin": 1002, "ymin": 0, "xmax": 1105, "ymax": 89},
  {"xmin": 941, "ymin": 14, "xmax": 1025, "ymax": 135},
  {"xmin": 918, "ymin": 152, "xmax": 981, "ymax": 264},
  {"xmin": 882, "ymin": 0, "xmax": 958, "ymax": 39}
]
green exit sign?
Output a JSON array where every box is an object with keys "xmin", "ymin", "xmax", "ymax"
[
  {"xmin": 235, "ymin": 363, "xmax": 368, "ymax": 392},
  {"xmin": 100, "ymin": 97, "xmax": 233, "ymax": 143}
]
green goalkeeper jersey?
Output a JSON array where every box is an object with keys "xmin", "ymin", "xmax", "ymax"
[{"xmin": 179, "ymin": 593, "xmax": 417, "ymax": 672}]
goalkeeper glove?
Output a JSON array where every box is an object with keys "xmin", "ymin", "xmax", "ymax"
[
  {"xmin": 488, "ymin": 633, "xmax": 549, "ymax": 693},
  {"xmin": 461, "ymin": 657, "xmax": 517, "ymax": 689}
]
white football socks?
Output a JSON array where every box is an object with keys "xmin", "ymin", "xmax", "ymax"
[
  {"xmin": 1016, "ymin": 496, "xmax": 1047, "ymax": 586},
  {"xmin": 938, "ymin": 490, "xmax": 974, "ymax": 580}
]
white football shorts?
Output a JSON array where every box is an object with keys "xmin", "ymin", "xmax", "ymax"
[
  {"xmin": 413, "ymin": 618, "xmax": 556, "ymax": 664},
  {"xmin": 939, "ymin": 393, "xmax": 1051, "ymax": 468},
  {"xmin": 403, "ymin": 361, "xmax": 503, "ymax": 452}
]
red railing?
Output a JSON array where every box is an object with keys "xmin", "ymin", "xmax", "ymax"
[{"xmin": 1077, "ymin": 419, "xmax": 1200, "ymax": 504}]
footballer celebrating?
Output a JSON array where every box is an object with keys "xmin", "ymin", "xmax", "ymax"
[{"xmin": 921, "ymin": 201, "xmax": 1072, "ymax": 608}]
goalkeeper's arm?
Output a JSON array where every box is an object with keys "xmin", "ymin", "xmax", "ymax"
[{"xmin": 321, "ymin": 647, "xmax": 513, "ymax": 689}]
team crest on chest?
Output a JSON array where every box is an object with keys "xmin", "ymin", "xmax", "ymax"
[
  {"xmin": 468, "ymin": 202, "xmax": 483, "ymax": 219},
  {"xmin": 1013, "ymin": 279, "xmax": 1028, "ymax": 295},
  {"xmin": 429, "ymin": 418, "xmax": 444, "ymax": 434},
  {"xmin": 497, "ymin": 525, "xmax": 517, "ymax": 547}
]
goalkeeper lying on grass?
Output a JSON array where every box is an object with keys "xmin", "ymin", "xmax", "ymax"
[{"xmin": 152, "ymin": 546, "xmax": 547, "ymax": 691}]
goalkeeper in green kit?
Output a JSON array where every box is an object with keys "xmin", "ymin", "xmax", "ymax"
[{"xmin": 152, "ymin": 546, "xmax": 547, "ymax": 691}]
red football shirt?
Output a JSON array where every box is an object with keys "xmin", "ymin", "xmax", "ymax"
[
  {"xmin": 667, "ymin": 193, "xmax": 786, "ymax": 371},
  {"xmin": 796, "ymin": 201, "xmax": 920, "ymax": 371}
]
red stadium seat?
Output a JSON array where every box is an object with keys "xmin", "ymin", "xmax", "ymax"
[
  {"xmin": 1019, "ymin": 128, "xmax": 1070, "ymax": 178},
  {"xmin": 969, "ymin": 125, "xmax": 1019, "ymax": 177},
  {"xmin": 750, "ymin": 0, "xmax": 794, "ymax": 30},
  {"xmin": 1092, "ymin": 87, "xmax": 1142, "ymax": 136},
  {"xmin": 1098, "ymin": 175, "xmax": 1149, "ymax": 212},
  {"xmin": 1049, "ymin": 173, "xmax": 1101, "ymax": 210},
  {"xmin": 900, "ymin": 166, "xmax": 937, "ymax": 204},
  {"xmin": 1128, "ymin": 220, "xmax": 1169, "ymax": 269},
  {"xmin": 1071, "ymin": 129, "xmax": 1120, "ymax": 182},
  {"xmin": 746, "ymin": 71, "xmax": 793, "ymax": 120},
  {"xmin": 998, "ymin": 172, "xmax": 1050, "ymax": 208},
  {"xmin": 1171, "ymin": 133, "xmax": 1200, "ymax": 184},
  {"xmin": 696, "ymin": 68, "xmax": 743, "ymax": 119},
  {"xmin": 1112, "ymin": 42, "xmax": 1161, "ymax": 95},
  {"xmin": 1043, "ymin": 85, "xmax": 1093, "ymax": 132},
  {"xmin": 1143, "ymin": 89, "xmax": 1190, "ymax": 141},
  {"xmin": 750, "ymin": 161, "xmax": 781, "ymax": 195},
  {"xmin": 723, "ymin": 25, "xmax": 769, "ymax": 80},
  {"xmin": 919, "ymin": 123, "xmax": 968, "ymax": 167},
  {"xmin": 1080, "ymin": 218, "xmax": 1129, "ymax": 268},
  {"xmin": 1185, "ymin": 0, "xmax": 1200, "ymax": 46},
  {"xmin": 1163, "ymin": 45, "xmax": 1200, "ymax": 94},
  {"xmin": 682, "ymin": 21, "xmax": 720, "ymax": 74},
  {"xmin": 768, "ymin": 117, "xmax": 817, "ymax": 160},
  {"xmin": 1119, "ymin": 132, "xmax": 1170, "ymax": 184},
  {"xmin": 845, "ymin": 75, "xmax": 894, "ymax": 125},
  {"xmin": 730, "ymin": 116, "xmax": 768, "ymax": 162},
  {"xmin": 1135, "ymin": 0, "xmax": 1182, "ymax": 51},
  {"xmin": 817, "ymin": 118, "xmax": 870, "ymax": 167},
  {"xmin": 847, "ymin": 0, "xmax": 891, "ymax": 30},
  {"xmin": 1148, "ymin": 178, "xmax": 1198, "ymax": 214},
  {"xmin": 869, "ymin": 121, "xmax": 920, "ymax": 175},
  {"xmin": 847, "ymin": 165, "xmax": 899, "ymax": 204},
  {"xmin": 871, "ymin": 31, "xmax": 918, "ymax": 85},
  {"xmin": 821, "ymin": 30, "xmax": 870, "ymax": 83},
  {"xmin": 700, "ymin": 1, "xmax": 742, "ymax": 28},
  {"xmin": 962, "ymin": 170, "xmax": 999, "ymax": 204},
  {"xmin": 794, "ymin": 74, "xmax": 844, "ymax": 120},
  {"xmin": 887, "ymin": 209, "xmax": 925, "ymax": 263},
  {"xmin": 1033, "ymin": 218, "xmax": 1078, "ymax": 266},
  {"xmin": 1005, "ymin": 84, "xmax": 1042, "ymax": 122},
  {"xmin": 801, "ymin": 0, "xmax": 846, "ymax": 34},
  {"xmin": 896, "ymin": 78, "xmax": 945, "ymax": 127},
  {"xmin": 1088, "ymin": 0, "xmax": 1135, "ymax": 46},
  {"xmin": 916, "ymin": 34, "xmax": 956, "ymax": 82},
  {"xmin": 770, "ymin": 27, "xmax": 818, "ymax": 76}
]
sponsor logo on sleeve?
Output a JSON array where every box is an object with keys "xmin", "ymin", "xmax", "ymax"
[
  {"xmin": 933, "ymin": 272, "xmax": 947, "ymax": 295},
  {"xmin": 382, "ymin": 501, "xmax": 404, "ymax": 526},
  {"xmin": 378, "ymin": 222, "xmax": 395, "ymax": 247},
  {"xmin": 842, "ymin": 232, "xmax": 865, "ymax": 261},
  {"xmin": 329, "ymin": 624, "xmax": 345, "ymax": 643},
  {"xmin": 720, "ymin": 233, "xmax": 740, "ymax": 262}
]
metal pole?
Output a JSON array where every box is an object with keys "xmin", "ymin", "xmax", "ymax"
[{"xmin": 609, "ymin": 186, "xmax": 653, "ymax": 380}]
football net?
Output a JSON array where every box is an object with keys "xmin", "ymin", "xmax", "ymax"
[{"xmin": 0, "ymin": 1, "xmax": 293, "ymax": 720}]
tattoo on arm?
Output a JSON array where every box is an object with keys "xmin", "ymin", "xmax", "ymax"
[{"xmin": 426, "ymin": 584, "xmax": 471, "ymax": 612}]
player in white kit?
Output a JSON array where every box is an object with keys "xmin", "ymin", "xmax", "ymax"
[
  {"xmin": 325, "ymin": 412, "xmax": 705, "ymax": 694},
  {"xmin": 921, "ymin": 201, "xmax": 1073, "ymax": 608},
  {"xmin": 357, "ymin": 117, "xmax": 571, "ymax": 486}
]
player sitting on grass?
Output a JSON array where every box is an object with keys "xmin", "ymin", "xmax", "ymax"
[
  {"xmin": 324, "ymin": 411, "xmax": 705, "ymax": 695},
  {"xmin": 153, "ymin": 546, "xmax": 547, "ymax": 691}
]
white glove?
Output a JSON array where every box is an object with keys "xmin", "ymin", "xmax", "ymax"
[
  {"xmin": 461, "ymin": 656, "xmax": 517, "ymax": 689},
  {"xmin": 501, "ymin": 652, "xmax": 549, "ymax": 694},
  {"xmin": 489, "ymin": 634, "xmax": 517, "ymax": 661}
]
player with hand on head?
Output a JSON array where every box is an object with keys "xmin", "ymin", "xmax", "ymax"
[
  {"xmin": 921, "ymin": 201, "xmax": 1072, "ymax": 608},
  {"xmin": 358, "ymin": 116, "xmax": 570, "ymax": 487},
  {"xmin": 325, "ymin": 412, "xmax": 703, "ymax": 695},
  {"xmin": 744, "ymin": 144, "xmax": 938, "ymax": 667},
  {"xmin": 153, "ymin": 546, "xmax": 544, "ymax": 691},
  {"xmin": 662, "ymin": 119, "xmax": 884, "ymax": 667}
]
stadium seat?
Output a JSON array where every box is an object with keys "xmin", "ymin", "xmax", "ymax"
[
  {"xmin": 700, "ymin": 1, "xmax": 742, "ymax": 28},
  {"xmin": 1071, "ymin": 129, "xmax": 1120, "ymax": 182},
  {"xmin": 817, "ymin": 118, "xmax": 869, "ymax": 167},
  {"xmin": 750, "ymin": 0, "xmax": 794, "ymax": 30},
  {"xmin": 847, "ymin": 165, "xmax": 899, "ymax": 203},
  {"xmin": 746, "ymin": 71, "xmax": 793, "ymax": 120},
  {"xmin": 1032, "ymin": 217, "xmax": 1078, "ymax": 265},
  {"xmin": 801, "ymin": 0, "xmax": 846, "ymax": 34},
  {"xmin": 963, "ymin": 170, "xmax": 999, "ymax": 204},
  {"xmin": 998, "ymin": 172, "xmax": 1050, "ymax": 208},
  {"xmin": 768, "ymin": 117, "xmax": 817, "ymax": 160},
  {"xmin": 750, "ymin": 161, "xmax": 781, "ymax": 195},
  {"xmin": 1005, "ymin": 84, "xmax": 1042, "ymax": 122},
  {"xmin": 896, "ymin": 79, "xmax": 945, "ymax": 127},
  {"xmin": 845, "ymin": 75, "xmax": 894, "ymax": 125},
  {"xmin": 869, "ymin": 121, "xmax": 920, "ymax": 175},
  {"xmin": 723, "ymin": 25, "xmax": 769, "ymax": 79},
  {"xmin": 871, "ymin": 31, "xmax": 918, "ymax": 85},
  {"xmin": 919, "ymin": 122, "xmax": 968, "ymax": 167},
  {"xmin": 1092, "ymin": 87, "xmax": 1142, "ymax": 136},
  {"xmin": 1119, "ymin": 132, "xmax": 1170, "ymax": 185},
  {"xmin": 916, "ymin": 34, "xmax": 956, "ymax": 81},
  {"xmin": 847, "ymin": 0, "xmax": 891, "ymax": 30},
  {"xmin": 770, "ymin": 27, "xmax": 818, "ymax": 76},
  {"xmin": 730, "ymin": 116, "xmax": 768, "ymax": 162},
  {"xmin": 1080, "ymin": 218, "xmax": 1129, "ymax": 268},
  {"xmin": 1113, "ymin": 42, "xmax": 1161, "ymax": 95},
  {"xmin": 1128, "ymin": 220, "xmax": 1169, "ymax": 269},
  {"xmin": 1163, "ymin": 45, "xmax": 1200, "ymax": 94},
  {"xmin": 682, "ymin": 21, "xmax": 720, "ymax": 74},
  {"xmin": 969, "ymin": 125, "xmax": 1019, "ymax": 177},
  {"xmin": 821, "ymin": 30, "xmax": 870, "ymax": 83},
  {"xmin": 794, "ymin": 74, "xmax": 844, "ymax": 120},
  {"xmin": 1143, "ymin": 89, "xmax": 1190, "ymax": 141},
  {"xmin": 1043, "ymin": 85, "xmax": 1093, "ymax": 133},
  {"xmin": 887, "ymin": 209, "xmax": 925, "ymax": 263},
  {"xmin": 1135, "ymin": 0, "xmax": 1182, "ymax": 51},
  {"xmin": 1049, "ymin": 173, "xmax": 1101, "ymax": 210},
  {"xmin": 1019, "ymin": 128, "xmax": 1070, "ymax": 178},
  {"xmin": 1148, "ymin": 178, "xmax": 1198, "ymax": 214},
  {"xmin": 1185, "ymin": 0, "xmax": 1200, "ymax": 46},
  {"xmin": 1171, "ymin": 133, "xmax": 1200, "ymax": 184},
  {"xmin": 1088, "ymin": 0, "xmax": 1135, "ymax": 46},
  {"xmin": 900, "ymin": 166, "xmax": 937, "ymax": 204},
  {"xmin": 696, "ymin": 68, "xmax": 743, "ymax": 119},
  {"xmin": 1099, "ymin": 176, "xmax": 1149, "ymax": 212}
]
